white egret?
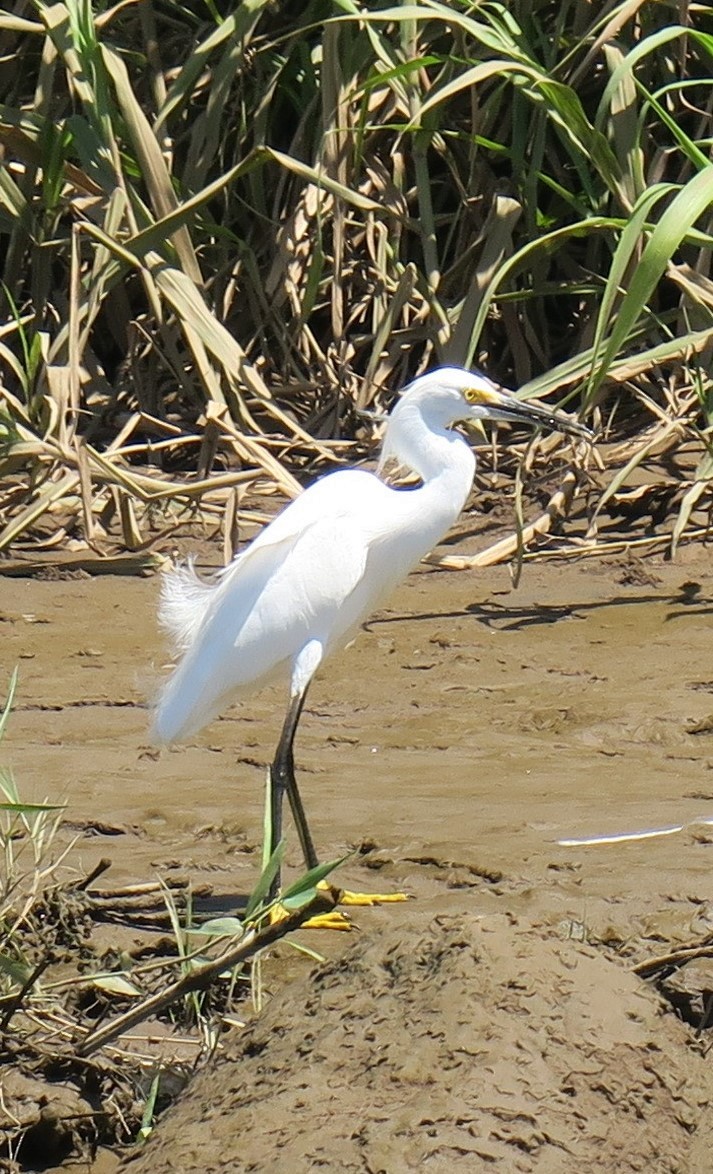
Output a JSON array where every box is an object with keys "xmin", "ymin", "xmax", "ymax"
[{"xmin": 152, "ymin": 367, "xmax": 589, "ymax": 906}]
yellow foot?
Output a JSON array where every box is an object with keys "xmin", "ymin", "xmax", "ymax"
[
  {"xmin": 268, "ymin": 900, "xmax": 354, "ymax": 932},
  {"xmin": 301, "ymin": 909, "xmax": 354, "ymax": 932},
  {"xmin": 317, "ymin": 881, "xmax": 411, "ymax": 907}
]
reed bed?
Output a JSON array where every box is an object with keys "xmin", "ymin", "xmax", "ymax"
[{"xmin": 0, "ymin": 0, "xmax": 712, "ymax": 566}]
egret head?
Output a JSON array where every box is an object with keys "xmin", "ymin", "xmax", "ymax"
[{"xmin": 398, "ymin": 366, "xmax": 591, "ymax": 440}]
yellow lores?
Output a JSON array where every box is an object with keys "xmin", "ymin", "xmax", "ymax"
[{"xmin": 464, "ymin": 384, "xmax": 501, "ymax": 405}]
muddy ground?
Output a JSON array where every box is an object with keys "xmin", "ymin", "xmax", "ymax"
[{"xmin": 2, "ymin": 544, "xmax": 713, "ymax": 1171}]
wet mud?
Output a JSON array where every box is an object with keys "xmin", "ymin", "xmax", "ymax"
[{"xmin": 2, "ymin": 547, "xmax": 713, "ymax": 1170}]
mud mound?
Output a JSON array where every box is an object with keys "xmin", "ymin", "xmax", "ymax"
[{"xmin": 122, "ymin": 913, "xmax": 710, "ymax": 1173}]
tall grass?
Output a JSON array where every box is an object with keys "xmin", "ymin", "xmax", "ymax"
[{"xmin": 0, "ymin": 0, "xmax": 711, "ymax": 557}]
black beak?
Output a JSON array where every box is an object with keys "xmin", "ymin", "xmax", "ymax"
[{"xmin": 489, "ymin": 388, "xmax": 592, "ymax": 441}]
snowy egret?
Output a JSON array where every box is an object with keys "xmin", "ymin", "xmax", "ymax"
[{"xmin": 152, "ymin": 367, "xmax": 589, "ymax": 903}]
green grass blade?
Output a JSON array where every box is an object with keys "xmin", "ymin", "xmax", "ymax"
[
  {"xmin": 280, "ymin": 854, "xmax": 351, "ymax": 911},
  {"xmin": 0, "ymin": 668, "xmax": 18, "ymax": 744},
  {"xmin": 586, "ymin": 182, "xmax": 676, "ymax": 402},
  {"xmin": 244, "ymin": 840, "xmax": 285, "ymax": 920},
  {"xmin": 590, "ymin": 167, "xmax": 713, "ymax": 391}
]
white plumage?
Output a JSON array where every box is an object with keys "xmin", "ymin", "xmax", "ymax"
[{"xmin": 151, "ymin": 366, "xmax": 588, "ymax": 886}]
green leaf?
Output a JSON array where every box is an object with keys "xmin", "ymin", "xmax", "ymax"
[
  {"xmin": 91, "ymin": 973, "xmax": 143, "ymax": 997},
  {"xmin": 536, "ymin": 78, "xmax": 621, "ymax": 194},
  {"xmin": 187, "ymin": 917, "xmax": 244, "ymax": 938},
  {"xmin": 0, "ymin": 951, "xmax": 33, "ymax": 987},
  {"xmin": 280, "ymin": 854, "xmax": 351, "ymax": 909},
  {"xmin": 281, "ymin": 887, "xmax": 319, "ymax": 912},
  {"xmin": 0, "ymin": 801, "xmax": 66, "ymax": 812}
]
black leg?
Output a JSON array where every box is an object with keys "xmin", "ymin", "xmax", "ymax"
[{"xmin": 269, "ymin": 687, "xmax": 319, "ymax": 898}]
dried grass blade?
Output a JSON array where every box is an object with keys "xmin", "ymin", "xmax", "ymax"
[
  {"xmin": 607, "ymin": 328, "xmax": 713, "ymax": 381},
  {"xmin": 671, "ymin": 479, "xmax": 711, "ymax": 558},
  {"xmin": 216, "ymin": 418, "xmax": 302, "ymax": 500},
  {"xmin": 263, "ymin": 147, "xmax": 387, "ymax": 215},
  {"xmin": 67, "ymin": 223, "xmax": 82, "ymax": 444},
  {"xmin": 155, "ymin": 0, "xmax": 271, "ymax": 133},
  {"xmin": 89, "ymin": 458, "xmax": 257, "ymax": 501},
  {"xmin": 45, "ymin": 365, "xmax": 72, "ymax": 440},
  {"xmin": 591, "ymin": 417, "xmax": 689, "ymax": 525},
  {"xmin": 118, "ymin": 489, "xmax": 143, "ymax": 550},
  {"xmin": 223, "ymin": 486, "xmax": 241, "ymax": 565},
  {"xmin": 0, "ymin": 341, "xmax": 31, "ymax": 393},
  {"xmin": 146, "ymin": 255, "xmax": 334, "ymax": 458},
  {"xmin": 146, "ymin": 253, "xmax": 269, "ymax": 406},
  {"xmin": 446, "ymin": 195, "xmax": 522, "ymax": 368},
  {"xmin": 520, "ymin": 324, "xmax": 713, "ymax": 401},
  {"xmin": 360, "ymin": 265, "xmax": 417, "ymax": 405},
  {"xmin": 126, "ymin": 153, "xmax": 265, "ymax": 260},
  {"xmin": 0, "ymin": 165, "xmax": 29, "ymax": 220},
  {"xmin": 74, "ymin": 439, "xmax": 96, "ymax": 543},
  {"xmin": 0, "ymin": 13, "xmax": 43, "ymax": 32},
  {"xmin": 667, "ymin": 264, "xmax": 713, "ymax": 310},
  {"xmin": 322, "ymin": 24, "xmax": 347, "ymax": 342},
  {"xmin": 0, "ymin": 472, "xmax": 80, "ymax": 552},
  {"xmin": 81, "ymin": 185, "xmax": 128, "ymax": 349},
  {"xmin": 84, "ymin": 447, "xmax": 153, "ymax": 502},
  {"xmin": 569, "ymin": 0, "xmax": 650, "ymax": 87},
  {"xmin": 100, "ymin": 44, "xmax": 202, "ymax": 285},
  {"xmin": 601, "ymin": 42, "xmax": 645, "ymax": 205}
]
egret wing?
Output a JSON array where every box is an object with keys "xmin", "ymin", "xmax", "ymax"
[
  {"xmin": 159, "ymin": 469, "xmax": 377, "ymax": 653},
  {"xmin": 153, "ymin": 469, "xmax": 382, "ymax": 742}
]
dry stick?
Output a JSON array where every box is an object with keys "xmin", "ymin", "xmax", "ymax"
[
  {"xmin": 223, "ymin": 484, "xmax": 241, "ymax": 565},
  {"xmin": 74, "ymin": 439, "xmax": 96, "ymax": 544},
  {"xmin": 0, "ymin": 554, "xmax": 164, "ymax": 577},
  {"xmin": 85, "ymin": 889, "xmax": 214, "ymax": 922},
  {"xmin": 85, "ymin": 911, "xmax": 177, "ymax": 930},
  {"xmin": 74, "ymin": 858, "xmax": 112, "ymax": 892},
  {"xmin": 633, "ymin": 943, "xmax": 713, "ymax": 979},
  {"xmin": 74, "ymin": 889, "xmax": 338, "ymax": 1058},
  {"xmin": 425, "ymin": 471, "xmax": 578, "ymax": 570},
  {"xmin": 87, "ymin": 898, "xmax": 198, "ymax": 920},
  {"xmin": 525, "ymin": 524, "xmax": 712, "ymax": 560},
  {"xmin": 88, "ymin": 879, "xmax": 211, "ymax": 899}
]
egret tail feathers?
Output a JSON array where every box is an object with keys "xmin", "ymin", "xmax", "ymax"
[
  {"xmin": 158, "ymin": 558, "xmax": 216, "ymax": 653},
  {"xmin": 151, "ymin": 661, "xmax": 226, "ymax": 745}
]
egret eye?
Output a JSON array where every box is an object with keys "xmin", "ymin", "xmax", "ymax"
[{"xmin": 464, "ymin": 386, "xmax": 495, "ymax": 405}]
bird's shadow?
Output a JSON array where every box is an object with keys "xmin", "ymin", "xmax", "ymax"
[{"xmin": 367, "ymin": 580, "xmax": 712, "ymax": 634}]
